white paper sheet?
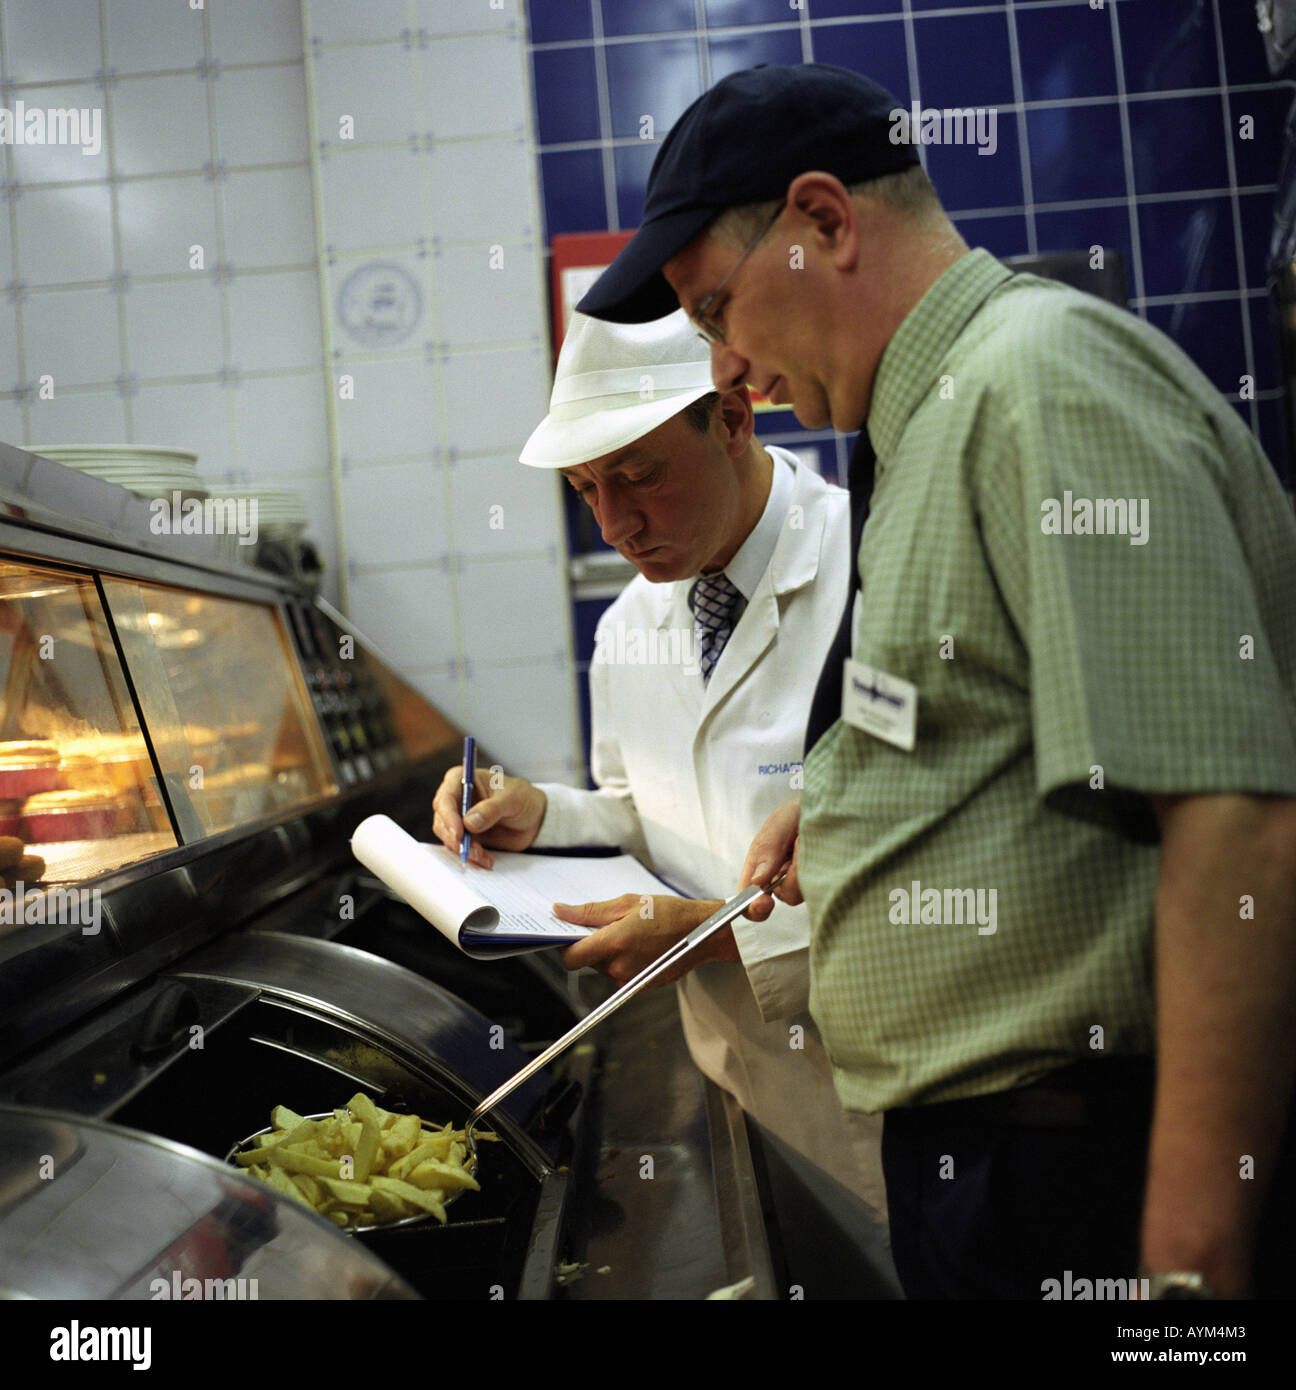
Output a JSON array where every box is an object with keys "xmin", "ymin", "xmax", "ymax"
[{"xmin": 350, "ymin": 813, "xmax": 672, "ymax": 959}]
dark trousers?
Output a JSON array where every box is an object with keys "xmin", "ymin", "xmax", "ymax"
[{"xmin": 881, "ymin": 1058, "xmax": 1296, "ymax": 1300}]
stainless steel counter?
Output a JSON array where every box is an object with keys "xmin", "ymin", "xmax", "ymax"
[{"xmin": 559, "ymin": 982, "xmax": 775, "ymax": 1300}]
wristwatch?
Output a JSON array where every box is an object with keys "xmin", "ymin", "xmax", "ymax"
[{"xmin": 1142, "ymin": 1270, "xmax": 1218, "ymax": 1300}]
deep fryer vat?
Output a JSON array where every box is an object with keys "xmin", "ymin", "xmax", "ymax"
[{"xmin": 109, "ymin": 995, "xmax": 565, "ymax": 1299}]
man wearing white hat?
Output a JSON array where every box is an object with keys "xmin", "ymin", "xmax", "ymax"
[{"xmin": 431, "ymin": 309, "xmax": 889, "ymax": 1227}]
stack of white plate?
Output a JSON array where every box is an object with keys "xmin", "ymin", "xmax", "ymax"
[
  {"xmin": 33, "ymin": 445, "xmax": 205, "ymax": 500},
  {"xmin": 223, "ymin": 486, "xmax": 311, "ymax": 539}
]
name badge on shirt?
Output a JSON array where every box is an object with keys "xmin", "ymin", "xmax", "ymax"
[{"xmin": 842, "ymin": 658, "xmax": 917, "ymax": 751}]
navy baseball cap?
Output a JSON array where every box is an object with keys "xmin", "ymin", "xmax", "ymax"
[{"xmin": 577, "ymin": 63, "xmax": 917, "ymax": 324}]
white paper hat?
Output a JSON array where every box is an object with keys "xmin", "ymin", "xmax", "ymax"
[{"xmin": 519, "ymin": 310, "xmax": 715, "ymax": 468}]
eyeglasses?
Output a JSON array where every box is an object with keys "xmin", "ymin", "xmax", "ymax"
[{"xmin": 690, "ymin": 204, "xmax": 783, "ymax": 346}]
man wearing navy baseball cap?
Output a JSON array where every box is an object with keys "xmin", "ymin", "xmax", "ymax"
[{"xmin": 580, "ymin": 62, "xmax": 1296, "ymax": 1303}]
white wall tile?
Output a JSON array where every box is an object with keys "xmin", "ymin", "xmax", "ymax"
[
  {"xmin": 0, "ymin": 199, "xmax": 12, "ymax": 285},
  {"xmin": 346, "ymin": 563, "xmax": 460, "ymax": 679},
  {"xmin": 0, "ymin": 295, "xmax": 21, "ymax": 392},
  {"xmin": 14, "ymin": 181, "xmax": 115, "ymax": 285},
  {"xmin": 461, "ymin": 658, "xmax": 577, "ymax": 782},
  {"xmin": 130, "ymin": 378, "xmax": 235, "ymax": 473},
  {"xmin": 432, "ymin": 241, "xmax": 541, "ymax": 348},
  {"xmin": 104, "ymin": 0, "xmax": 205, "ymax": 75},
  {"xmin": 317, "ymin": 146, "xmax": 427, "ymax": 253},
  {"xmin": 1, "ymin": 0, "xmax": 103, "ymax": 84},
  {"xmin": 447, "ymin": 453, "xmax": 561, "ymax": 558},
  {"xmin": 232, "ymin": 372, "xmax": 329, "ymax": 477},
  {"xmin": 326, "ymin": 253, "xmax": 430, "ymax": 353},
  {"xmin": 0, "ymin": 397, "xmax": 26, "ymax": 446},
  {"xmin": 226, "ymin": 269, "xmax": 322, "ymax": 372},
  {"xmin": 440, "ymin": 343, "xmax": 548, "ymax": 454},
  {"xmin": 459, "ymin": 551, "xmax": 567, "ymax": 666},
  {"xmin": 339, "ymin": 456, "xmax": 447, "ymax": 566},
  {"xmin": 6, "ymin": 84, "xmax": 109, "ymax": 184},
  {"xmin": 417, "ymin": 35, "xmax": 526, "ymax": 139},
  {"xmin": 221, "ymin": 167, "xmax": 315, "ymax": 270},
  {"xmin": 209, "ymin": 0, "xmax": 303, "ymax": 66},
  {"xmin": 123, "ymin": 277, "xmax": 225, "ymax": 377},
  {"xmin": 426, "ymin": 136, "xmax": 533, "ymax": 242},
  {"xmin": 332, "ymin": 354, "xmax": 440, "ymax": 461},
  {"xmin": 311, "ymin": 43, "xmax": 418, "ymax": 149},
  {"xmin": 20, "ymin": 284, "xmax": 120, "ymax": 388},
  {"xmin": 415, "ymin": 0, "xmax": 520, "ymax": 36},
  {"xmin": 26, "ymin": 386, "xmax": 128, "ymax": 444},
  {"xmin": 212, "ymin": 63, "xmax": 308, "ymax": 167},
  {"xmin": 398, "ymin": 659, "xmax": 463, "ymax": 727},
  {"xmin": 115, "ymin": 173, "xmax": 220, "ymax": 277},
  {"xmin": 110, "ymin": 73, "xmax": 212, "ymax": 176},
  {"xmin": 306, "ymin": 0, "xmax": 415, "ymax": 47}
]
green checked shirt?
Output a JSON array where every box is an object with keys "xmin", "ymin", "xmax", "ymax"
[{"xmin": 801, "ymin": 248, "xmax": 1296, "ymax": 1113}]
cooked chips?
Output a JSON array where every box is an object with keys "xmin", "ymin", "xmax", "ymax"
[{"xmin": 234, "ymin": 1093, "xmax": 490, "ymax": 1229}]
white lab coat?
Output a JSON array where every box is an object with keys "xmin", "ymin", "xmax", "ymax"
[{"xmin": 535, "ymin": 449, "xmax": 886, "ymax": 1212}]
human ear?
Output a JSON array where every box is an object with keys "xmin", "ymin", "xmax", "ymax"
[
  {"xmin": 785, "ymin": 171, "xmax": 858, "ymax": 270},
  {"xmin": 715, "ymin": 387, "xmax": 755, "ymax": 455}
]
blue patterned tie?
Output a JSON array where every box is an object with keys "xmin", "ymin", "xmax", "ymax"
[{"xmin": 689, "ymin": 571, "xmax": 740, "ymax": 682}]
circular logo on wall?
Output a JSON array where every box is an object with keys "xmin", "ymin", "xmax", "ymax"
[{"xmin": 337, "ymin": 262, "xmax": 421, "ymax": 347}]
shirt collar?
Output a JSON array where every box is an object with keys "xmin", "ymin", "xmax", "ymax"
[
  {"xmin": 721, "ymin": 447, "xmax": 794, "ymax": 602},
  {"xmin": 867, "ymin": 248, "xmax": 1013, "ymax": 465}
]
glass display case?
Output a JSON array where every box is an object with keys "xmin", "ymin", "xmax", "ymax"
[
  {"xmin": 0, "ymin": 560, "xmax": 179, "ymax": 891},
  {"xmin": 0, "ymin": 557, "xmax": 353, "ymax": 932},
  {"xmin": 102, "ymin": 580, "xmax": 336, "ymax": 839}
]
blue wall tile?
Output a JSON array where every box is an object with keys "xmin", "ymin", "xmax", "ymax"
[
  {"xmin": 1249, "ymin": 295, "xmax": 1281, "ymax": 391},
  {"xmin": 604, "ymin": 37, "xmax": 703, "ymax": 139},
  {"xmin": 1028, "ymin": 104, "xmax": 1128, "ymax": 205},
  {"xmin": 601, "ymin": 0, "xmax": 697, "ymax": 38},
  {"xmin": 1232, "ymin": 86, "xmax": 1290, "ymax": 188},
  {"xmin": 526, "ymin": 0, "xmax": 593, "ymax": 44},
  {"xmin": 525, "ymin": 0, "xmax": 1293, "ymax": 489},
  {"xmin": 809, "ymin": 18, "xmax": 911, "ymax": 106},
  {"xmin": 1129, "ymin": 94, "xmax": 1229, "ymax": 195},
  {"xmin": 707, "ymin": 0, "xmax": 802, "ymax": 25},
  {"xmin": 710, "ymin": 29, "xmax": 803, "ymax": 83},
  {"xmin": 532, "ymin": 47, "xmax": 602, "ymax": 144},
  {"xmin": 1014, "ymin": 4, "xmax": 1118, "ymax": 102},
  {"xmin": 808, "ymin": 0, "xmax": 904, "ymax": 17},
  {"xmin": 614, "ymin": 140, "xmax": 658, "ymax": 228},
  {"xmin": 540, "ymin": 148, "xmax": 607, "ymax": 237},
  {"xmin": 1222, "ymin": 10, "xmax": 1279, "ymax": 86},
  {"xmin": 1117, "ymin": 0, "xmax": 1219, "ymax": 93},
  {"xmin": 1145, "ymin": 299, "xmax": 1246, "ymax": 396},
  {"xmin": 1254, "ymin": 396, "xmax": 1288, "ymax": 485},
  {"xmin": 924, "ymin": 116, "xmax": 1022, "ymax": 213},
  {"xmin": 953, "ymin": 212, "xmax": 1029, "ymax": 260},
  {"xmin": 913, "ymin": 10, "xmax": 1014, "ymax": 110},
  {"xmin": 1238, "ymin": 189, "xmax": 1275, "ymax": 288},
  {"xmin": 1138, "ymin": 196, "xmax": 1239, "ymax": 297},
  {"xmin": 1034, "ymin": 205, "xmax": 1135, "ymax": 289}
]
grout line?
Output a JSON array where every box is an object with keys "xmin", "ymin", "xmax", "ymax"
[
  {"xmin": 94, "ymin": 0, "xmax": 134, "ymax": 440},
  {"xmin": 1209, "ymin": 0, "xmax": 1260, "ymax": 434},
  {"xmin": 1106, "ymin": 0, "xmax": 1146, "ymax": 312},
  {"xmin": 200, "ymin": 0, "xmax": 238, "ymax": 482},
  {"xmin": 1004, "ymin": 0, "xmax": 1037, "ymax": 255},
  {"xmin": 589, "ymin": 0, "xmax": 619, "ymax": 231},
  {"xmin": 0, "ymin": 0, "xmax": 27, "ymax": 443},
  {"xmin": 298, "ymin": 0, "xmax": 351, "ymax": 615},
  {"xmin": 695, "ymin": 0, "xmax": 710, "ymax": 89}
]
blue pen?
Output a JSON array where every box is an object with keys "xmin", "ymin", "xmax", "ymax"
[{"xmin": 460, "ymin": 735, "xmax": 476, "ymax": 863}]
